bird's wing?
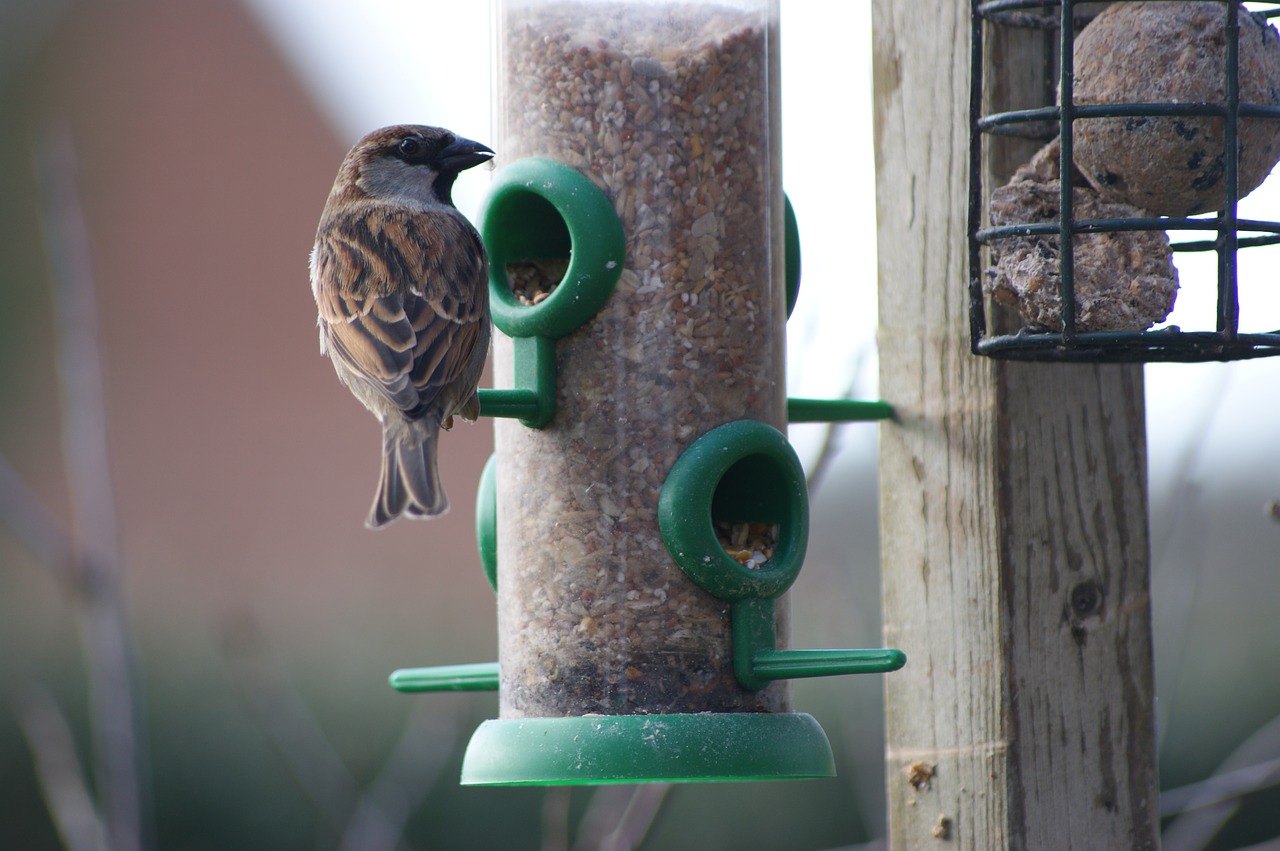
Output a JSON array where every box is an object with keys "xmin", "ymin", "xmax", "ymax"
[{"xmin": 311, "ymin": 205, "xmax": 488, "ymax": 419}]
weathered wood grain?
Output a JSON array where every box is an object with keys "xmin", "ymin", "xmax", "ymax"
[{"xmin": 872, "ymin": 2, "xmax": 1160, "ymax": 847}]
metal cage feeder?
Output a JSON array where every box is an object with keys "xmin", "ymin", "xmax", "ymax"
[{"xmin": 970, "ymin": 0, "xmax": 1280, "ymax": 362}]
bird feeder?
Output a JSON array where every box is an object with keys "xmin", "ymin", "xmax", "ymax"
[
  {"xmin": 389, "ymin": 0, "xmax": 903, "ymax": 786},
  {"xmin": 970, "ymin": 0, "xmax": 1280, "ymax": 361}
]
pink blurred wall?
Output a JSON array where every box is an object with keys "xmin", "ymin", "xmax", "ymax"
[{"xmin": 1, "ymin": 0, "xmax": 498, "ymax": 662}]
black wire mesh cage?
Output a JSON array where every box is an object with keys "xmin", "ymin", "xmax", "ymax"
[{"xmin": 970, "ymin": 0, "xmax": 1280, "ymax": 362}]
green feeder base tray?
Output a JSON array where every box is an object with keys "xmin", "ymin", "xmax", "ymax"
[{"xmin": 460, "ymin": 712, "xmax": 836, "ymax": 786}]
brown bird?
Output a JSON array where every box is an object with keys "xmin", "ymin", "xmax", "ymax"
[{"xmin": 309, "ymin": 125, "xmax": 493, "ymax": 527}]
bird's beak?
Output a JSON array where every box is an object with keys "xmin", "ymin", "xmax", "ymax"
[{"xmin": 438, "ymin": 137, "xmax": 495, "ymax": 173}]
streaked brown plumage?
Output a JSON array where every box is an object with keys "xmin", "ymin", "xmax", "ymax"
[{"xmin": 310, "ymin": 125, "xmax": 492, "ymax": 527}]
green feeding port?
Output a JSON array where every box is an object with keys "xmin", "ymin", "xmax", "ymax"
[
  {"xmin": 474, "ymin": 157, "xmax": 626, "ymax": 428},
  {"xmin": 660, "ymin": 420, "xmax": 905, "ymax": 691},
  {"xmin": 480, "ymin": 156, "xmax": 624, "ymax": 340},
  {"xmin": 490, "ymin": 191, "xmax": 570, "ymax": 265},
  {"xmin": 661, "ymin": 420, "xmax": 807, "ymax": 604}
]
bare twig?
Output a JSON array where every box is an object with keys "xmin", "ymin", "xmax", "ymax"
[
  {"xmin": 1160, "ymin": 755, "xmax": 1280, "ymax": 816},
  {"xmin": 594, "ymin": 784, "xmax": 671, "ymax": 851},
  {"xmin": 804, "ymin": 417, "xmax": 846, "ymax": 495},
  {"xmin": 541, "ymin": 788, "xmax": 572, "ymax": 851},
  {"xmin": 0, "ymin": 452, "xmax": 76, "ymax": 581},
  {"xmin": 571, "ymin": 786, "xmax": 634, "ymax": 851},
  {"xmin": 595, "ymin": 784, "xmax": 671, "ymax": 851},
  {"xmin": 14, "ymin": 686, "xmax": 110, "ymax": 851},
  {"xmin": 221, "ymin": 616, "xmax": 362, "ymax": 836},
  {"xmin": 223, "ymin": 614, "xmax": 449, "ymax": 851},
  {"xmin": 338, "ymin": 702, "xmax": 458, "ymax": 851},
  {"xmin": 803, "ymin": 346, "xmax": 874, "ymax": 495},
  {"xmin": 35, "ymin": 125, "xmax": 149, "ymax": 851},
  {"xmin": 1162, "ymin": 711, "xmax": 1280, "ymax": 851},
  {"xmin": 572, "ymin": 784, "xmax": 672, "ymax": 851},
  {"xmin": 1148, "ymin": 372, "xmax": 1230, "ymax": 753}
]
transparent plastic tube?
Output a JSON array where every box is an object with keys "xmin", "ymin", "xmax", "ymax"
[{"xmin": 491, "ymin": 0, "xmax": 785, "ymax": 718}]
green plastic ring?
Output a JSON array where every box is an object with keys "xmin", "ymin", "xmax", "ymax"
[
  {"xmin": 475, "ymin": 453, "xmax": 497, "ymax": 592},
  {"xmin": 784, "ymin": 194, "xmax": 800, "ymax": 319},
  {"xmin": 460, "ymin": 713, "xmax": 835, "ymax": 785},
  {"xmin": 479, "ymin": 158, "xmax": 625, "ymax": 340},
  {"xmin": 658, "ymin": 420, "xmax": 808, "ymax": 602}
]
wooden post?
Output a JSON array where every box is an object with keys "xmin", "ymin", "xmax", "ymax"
[{"xmin": 872, "ymin": 2, "xmax": 1161, "ymax": 848}]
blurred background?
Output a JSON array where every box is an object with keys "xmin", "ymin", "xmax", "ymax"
[{"xmin": 0, "ymin": 1, "xmax": 1277, "ymax": 849}]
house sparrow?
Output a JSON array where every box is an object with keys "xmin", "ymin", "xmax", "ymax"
[{"xmin": 310, "ymin": 125, "xmax": 493, "ymax": 527}]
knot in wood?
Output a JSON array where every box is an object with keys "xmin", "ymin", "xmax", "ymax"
[{"xmin": 1069, "ymin": 579, "xmax": 1104, "ymax": 619}]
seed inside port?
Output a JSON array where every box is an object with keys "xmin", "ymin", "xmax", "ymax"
[
  {"xmin": 714, "ymin": 521, "xmax": 778, "ymax": 569},
  {"xmin": 506, "ymin": 258, "xmax": 568, "ymax": 306}
]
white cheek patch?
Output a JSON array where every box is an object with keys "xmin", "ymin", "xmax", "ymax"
[{"xmin": 360, "ymin": 158, "xmax": 442, "ymax": 207}]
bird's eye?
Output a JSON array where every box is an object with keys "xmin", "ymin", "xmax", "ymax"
[{"xmin": 397, "ymin": 137, "xmax": 423, "ymax": 158}]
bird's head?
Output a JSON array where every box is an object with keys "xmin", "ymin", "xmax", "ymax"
[{"xmin": 336, "ymin": 125, "xmax": 494, "ymax": 208}]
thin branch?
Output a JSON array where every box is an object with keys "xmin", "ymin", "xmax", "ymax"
[
  {"xmin": 223, "ymin": 614, "xmax": 449, "ymax": 851},
  {"xmin": 1162, "ymin": 711, "xmax": 1280, "ymax": 851},
  {"xmin": 571, "ymin": 786, "xmax": 635, "ymax": 851},
  {"xmin": 36, "ymin": 125, "xmax": 149, "ymax": 851},
  {"xmin": 338, "ymin": 702, "xmax": 457, "ymax": 851},
  {"xmin": 572, "ymin": 784, "xmax": 672, "ymax": 851},
  {"xmin": 1160, "ymin": 755, "xmax": 1280, "ymax": 816},
  {"xmin": 221, "ymin": 617, "xmax": 361, "ymax": 836},
  {"xmin": 803, "ymin": 344, "xmax": 874, "ymax": 495},
  {"xmin": 1222, "ymin": 839, "xmax": 1280, "ymax": 851},
  {"xmin": 541, "ymin": 788, "xmax": 572, "ymax": 851},
  {"xmin": 1147, "ymin": 372, "xmax": 1230, "ymax": 754},
  {"xmin": 14, "ymin": 685, "xmax": 110, "ymax": 851},
  {"xmin": 0, "ymin": 452, "xmax": 77, "ymax": 582},
  {"xmin": 592, "ymin": 784, "xmax": 671, "ymax": 851},
  {"xmin": 804, "ymin": 416, "xmax": 846, "ymax": 496}
]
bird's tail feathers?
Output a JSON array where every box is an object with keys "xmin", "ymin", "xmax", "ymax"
[{"xmin": 367, "ymin": 426, "xmax": 447, "ymax": 528}]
